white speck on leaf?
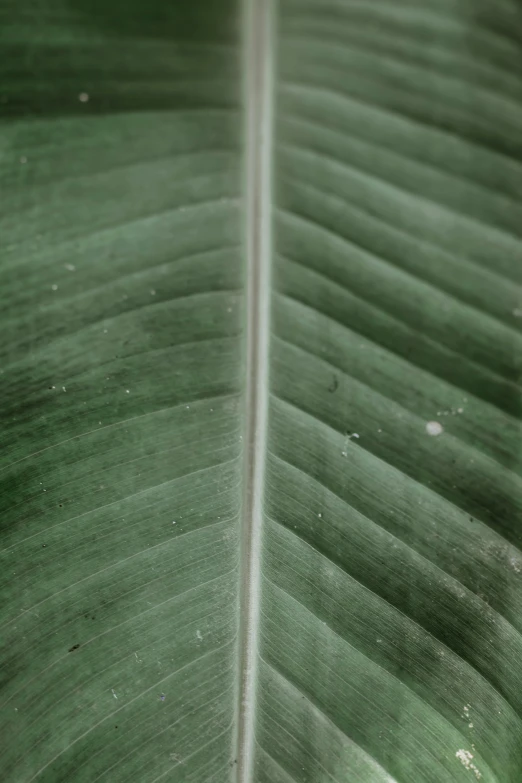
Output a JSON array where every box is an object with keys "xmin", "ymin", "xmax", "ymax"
[
  {"xmin": 64, "ymin": 263, "xmax": 75, "ymax": 271},
  {"xmin": 318, "ymin": 513, "xmax": 322, "ymax": 518},
  {"xmin": 20, "ymin": 156, "xmax": 27, "ymax": 164},
  {"xmin": 456, "ymin": 748, "xmax": 471, "ymax": 765},
  {"xmin": 62, "ymin": 387, "xmax": 66, "ymax": 392},
  {"xmin": 513, "ymin": 308, "xmax": 522, "ymax": 317},
  {"xmin": 126, "ymin": 390, "xmax": 130, "ymax": 394},
  {"xmin": 342, "ymin": 432, "xmax": 360, "ymax": 456},
  {"xmin": 51, "ymin": 284, "xmax": 58, "ymax": 291},
  {"xmin": 78, "ymin": 92, "xmax": 89, "ymax": 102},
  {"xmin": 196, "ymin": 630, "xmax": 203, "ymax": 642},
  {"xmin": 111, "ymin": 689, "xmax": 118, "ymax": 699},
  {"xmin": 456, "ymin": 749, "xmax": 481, "ymax": 779},
  {"xmin": 150, "ymin": 289, "xmax": 156, "ymax": 295},
  {"xmin": 426, "ymin": 421, "xmax": 443, "ymax": 436}
]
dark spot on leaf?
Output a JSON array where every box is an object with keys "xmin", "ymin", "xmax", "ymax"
[
  {"xmin": 328, "ymin": 375, "xmax": 338, "ymax": 393},
  {"xmin": 68, "ymin": 644, "xmax": 80, "ymax": 652}
]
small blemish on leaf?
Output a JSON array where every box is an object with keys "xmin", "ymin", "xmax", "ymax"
[
  {"xmin": 456, "ymin": 749, "xmax": 481, "ymax": 779},
  {"xmin": 426, "ymin": 421, "xmax": 443, "ymax": 436}
]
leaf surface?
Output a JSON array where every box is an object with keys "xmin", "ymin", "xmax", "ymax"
[{"xmin": 1, "ymin": 0, "xmax": 522, "ymax": 781}]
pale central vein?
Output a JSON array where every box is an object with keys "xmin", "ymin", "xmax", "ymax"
[{"xmin": 236, "ymin": 0, "xmax": 274, "ymax": 781}]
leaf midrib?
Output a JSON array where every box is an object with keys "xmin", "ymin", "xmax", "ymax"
[{"xmin": 236, "ymin": 0, "xmax": 274, "ymax": 780}]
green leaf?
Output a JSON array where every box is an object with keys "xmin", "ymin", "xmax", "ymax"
[{"xmin": 1, "ymin": 0, "xmax": 521, "ymax": 781}]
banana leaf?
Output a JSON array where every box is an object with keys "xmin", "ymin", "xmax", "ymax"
[{"xmin": 1, "ymin": 0, "xmax": 521, "ymax": 780}]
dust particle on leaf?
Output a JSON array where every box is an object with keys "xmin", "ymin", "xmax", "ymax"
[
  {"xmin": 456, "ymin": 749, "xmax": 481, "ymax": 779},
  {"xmin": 426, "ymin": 421, "xmax": 443, "ymax": 436}
]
